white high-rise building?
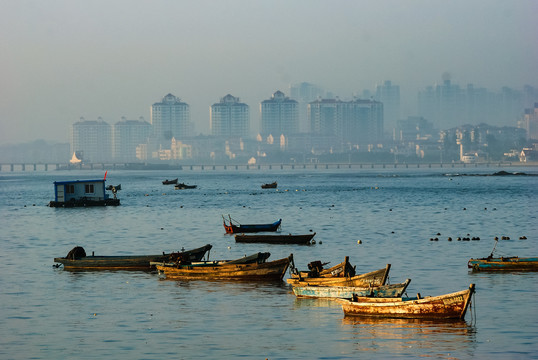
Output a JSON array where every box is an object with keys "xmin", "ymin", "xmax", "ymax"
[
  {"xmin": 112, "ymin": 117, "xmax": 152, "ymax": 162},
  {"xmin": 210, "ymin": 94, "xmax": 249, "ymax": 137},
  {"xmin": 260, "ymin": 91, "xmax": 299, "ymax": 137},
  {"xmin": 375, "ymin": 80, "xmax": 400, "ymax": 132},
  {"xmin": 70, "ymin": 117, "xmax": 112, "ymax": 163},
  {"xmin": 151, "ymin": 93, "xmax": 190, "ymax": 148}
]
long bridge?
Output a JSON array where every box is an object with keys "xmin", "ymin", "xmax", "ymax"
[{"xmin": 0, "ymin": 161, "xmax": 526, "ymax": 172}]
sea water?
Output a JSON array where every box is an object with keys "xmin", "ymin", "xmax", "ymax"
[{"xmin": 0, "ymin": 167, "xmax": 537, "ymax": 359}]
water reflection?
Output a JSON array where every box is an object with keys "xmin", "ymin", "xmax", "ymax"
[{"xmin": 341, "ymin": 316, "xmax": 477, "ymax": 358}]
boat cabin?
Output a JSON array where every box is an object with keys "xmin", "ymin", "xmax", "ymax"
[{"xmin": 49, "ymin": 179, "xmax": 120, "ymax": 207}]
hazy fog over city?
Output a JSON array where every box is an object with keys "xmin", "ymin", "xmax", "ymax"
[{"xmin": 1, "ymin": 0, "xmax": 537, "ymax": 146}]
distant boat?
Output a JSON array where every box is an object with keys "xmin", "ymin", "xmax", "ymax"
[
  {"xmin": 341, "ymin": 284, "xmax": 475, "ymax": 320},
  {"xmin": 261, "ymin": 182, "xmax": 277, "ymax": 189},
  {"xmin": 162, "ymin": 178, "xmax": 178, "ymax": 185},
  {"xmin": 468, "ymin": 238, "xmax": 538, "ymax": 271},
  {"xmin": 292, "ymin": 279, "xmax": 412, "ymax": 299},
  {"xmin": 53, "ymin": 244, "xmax": 213, "ymax": 271},
  {"xmin": 223, "ymin": 215, "xmax": 282, "ymax": 234},
  {"xmin": 175, "ymin": 183, "xmax": 197, "ymax": 189},
  {"xmin": 234, "ymin": 233, "xmax": 316, "ymax": 245},
  {"xmin": 154, "ymin": 253, "xmax": 293, "ymax": 281}
]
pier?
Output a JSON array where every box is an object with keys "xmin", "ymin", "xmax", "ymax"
[{"xmin": 0, "ymin": 161, "xmax": 527, "ymax": 172}]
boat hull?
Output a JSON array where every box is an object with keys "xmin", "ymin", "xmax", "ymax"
[
  {"xmin": 341, "ymin": 284, "xmax": 475, "ymax": 320},
  {"xmin": 156, "ymin": 255, "xmax": 292, "ymax": 281},
  {"xmin": 292, "ymin": 279, "xmax": 411, "ymax": 299},
  {"xmin": 54, "ymin": 244, "xmax": 212, "ymax": 271},
  {"xmin": 287, "ymin": 265, "xmax": 390, "ymax": 287},
  {"xmin": 224, "ymin": 219, "xmax": 282, "ymax": 234},
  {"xmin": 235, "ymin": 233, "xmax": 315, "ymax": 245},
  {"xmin": 468, "ymin": 257, "xmax": 538, "ymax": 271}
]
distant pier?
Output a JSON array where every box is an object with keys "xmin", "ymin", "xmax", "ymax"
[{"xmin": 1, "ymin": 161, "xmax": 533, "ymax": 172}]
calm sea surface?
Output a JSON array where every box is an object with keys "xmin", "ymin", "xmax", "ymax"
[{"xmin": 1, "ymin": 167, "xmax": 537, "ymax": 359}]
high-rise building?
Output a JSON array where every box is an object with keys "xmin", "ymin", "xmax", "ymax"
[
  {"xmin": 289, "ymin": 82, "xmax": 325, "ymax": 132},
  {"xmin": 521, "ymin": 103, "xmax": 538, "ymax": 140},
  {"xmin": 112, "ymin": 117, "xmax": 152, "ymax": 162},
  {"xmin": 375, "ymin": 81, "xmax": 400, "ymax": 133},
  {"xmin": 210, "ymin": 94, "xmax": 249, "ymax": 138},
  {"xmin": 151, "ymin": 93, "xmax": 190, "ymax": 148},
  {"xmin": 260, "ymin": 91, "xmax": 299, "ymax": 137},
  {"xmin": 70, "ymin": 117, "xmax": 112, "ymax": 163},
  {"xmin": 308, "ymin": 98, "xmax": 384, "ymax": 149}
]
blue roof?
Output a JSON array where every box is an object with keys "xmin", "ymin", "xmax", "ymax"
[{"xmin": 53, "ymin": 179, "xmax": 106, "ymax": 185}]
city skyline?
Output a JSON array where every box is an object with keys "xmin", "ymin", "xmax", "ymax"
[{"xmin": 2, "ymin": 0, "xmax": 537, "ymax": 145}]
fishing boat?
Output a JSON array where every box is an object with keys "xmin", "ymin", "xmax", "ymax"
[
  {"xmin": 223, "ymin": 215, "xmax": 282, "ymax": 234},
  {"xmin": 292, "ymin": 279, "xmax": 411, "ymax": 299},
  {"xmin": 53, "ymin": 244, "xmax": 213, "ymax": 271},
  {"xmin": 468, "ymin": 257, "xmax": 538, "ymax": 271},
  {"xmin": 162, "ymin": 178, "xmax": 178, "ymax": 185},
  {"xmin": 234, "ymin": 233, "xmax": 316, "ymax": 245},
  {"xmin": 154, "ymin": 253, "xmax": 293, "ymax": 281},
  {"xmin": 341, "ymin": 284, "xmax": 475, "ymax": 320},
  {"xmin": 175, "ymin": 183, "xmax": 197, "ymax": 189},
  {"xmin": 261, "ymin": 182, "xmax": 277, "ymax": 189},
  {"xmin": 287, "ymin": 259, "xmax": 391, "ymax": 288},
  {"xmin": 468, "ymin": 238, "xmax": 538, "ymax": 271}
]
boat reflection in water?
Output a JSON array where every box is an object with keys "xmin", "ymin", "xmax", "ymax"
[{"xmin": 341, "ymin": 316, "xmax": 477, "ymax": 356}]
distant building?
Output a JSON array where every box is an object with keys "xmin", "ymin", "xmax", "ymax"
[
  {"xmin": 70, "ymin": 117, "xmax": 112, "ymax": 163},
  {"xmin": 210, "ymin": 94, "xmax": 249, "ymax": 138},
  {"xmin": 112, "ymin": 117, "xmax": 152, "ymax": 162},
  {"xmin": 308, "ymin": 97, "xmax": 383, "ymax": 152},
  {"xmin": 289, "ymin": 82, "xmax": 325, "ymax": 132},
  {"xmin": 521, "ymin": 103, "xmax": 538, "ymax": 140},
  {"xmin": 395, "ymin": 116, "xmax": 435, "ymax": 142},
  {"xmin": 151, "ymin": 94, "xmax": 190, "ymax": 149},
  {"xmin": 260, "ymin": 90, "xmax": 299, "ymax": 138},
  {"xmin": 375, "ymin": 80, "xmax": 400, "ymax": 133}
]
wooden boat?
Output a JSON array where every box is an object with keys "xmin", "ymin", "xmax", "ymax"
[
  {"xmin": 162, "ymin": 178, "xmax": 178, "ymax": 185},
  {"xmin": 341, "ymin": 284, "xmax": 475, "ymax": 320},
  {"xmin": 235, "ymin": 232, "xmax": 316, "ymax": 245},
  {"xmin": 53, "ymin": 244, "xmax": 213, "ymax": 271},
  {"xmin": 175, "ymin": 183, "xmax": 197, "ymax": 189},
  {"xmin": 468, "ymin": 257, "xmax": 538, "ymax": 271},
  {"xmin": 261, "ymin": 182, "xmax": 277, "ymax": 189},
  {"xmin": 287, "ymin": 261, "xmax": 391, "ymax": 288},
  {"xmin": 292, "ymin": 279, "xmax": 411, "ymax": 299},
  {"xmin": 154, "ymin": 253, "xmax": 293, "ymax": 281},
  {"xmin": 223, "ymin": 215, "xmax": 282, "ymax": 234},
  {"xmin": 468, "ymin": 238, "xmax": 538, "ymax": 271}
]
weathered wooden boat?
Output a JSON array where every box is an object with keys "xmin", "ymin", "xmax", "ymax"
[
  {"xmin": 162, "ymin": 178, "xmax": 178, "ymax": 185},
  {"xmin": 287, "ymin": 262, "xmax": 391, "ymax": 288},
  {"xmin": 261, "ymin": 182, "xmax": 277, "ymax": 189},
  {"xmin": 53, "ymin": 244, "xmax": 213, "ymax": 271},
  {"xmin": 235, "ymin": 232, "xmax": 316, "ymax": 245},
  {"xmin": 223, "ymin": 215, "xmax": 282, "ymax": 234},
  {"xmin": 154, "ymin": 253, "xmax": 293, "ymax": 281},
  {"xmin": 292, "ymin": 279, "xmax": 411, "ymax": 299},
  {"xmin": 468, "ymin": 257, "xmax": 538, "ymax": 271},
  {"xmin": 175, "ymin": 183, "xmax": 197, "ymax": 189},
  {"xmin": 341, "ymin": 284, "xmax": 475, "ymax": 320}
]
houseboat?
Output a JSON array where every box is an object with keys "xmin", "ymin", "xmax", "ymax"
[{"xmin": 49, "ymin": 178, "xmax": 120, "ymax": 207}]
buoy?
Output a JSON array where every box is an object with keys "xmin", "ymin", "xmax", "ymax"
[
  {"xmin": 437, "ymin": 233, "xmax": 441, "ymax": 236},
  {"xmin": 319, "ymin": 240, "xmax": 322, "ymax": 244},
  {"xmin": 448, "ymin": 237, "xmax": 452, "ymax": 241},
  {"xmin": 357, "ymin": 240, "xmax": 362, "ymax": 244},
  {"xmin": 227, "ymin": 246, "xmax": 231, "ymax": 249}
]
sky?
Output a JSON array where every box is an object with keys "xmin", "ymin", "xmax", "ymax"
[{"xmin": 1, "ymin": 0, "xmax": 537, "ymax": 145}]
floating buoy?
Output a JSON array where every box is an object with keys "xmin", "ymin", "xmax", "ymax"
[
  {"xmin": 463, "ymin": 208, "xmax": 466, "ymax": 210},
  {"xmin": 494, "ymin": 236, "xmax": 499, "ymax": 240},
  {"xmin": 160, "ymin": 228, "xmax": 164, "ymax": 230},
  {"xmin": 227, "ymin": 246, "xmax": 231, "ymax": 249},
  {"xmin": 436, "ymin": 233, "xmax": 441, "ymax": 236},
  {"xmin": 448, "ymin": 237, "xmax": 452, "ymax": 241},
  {"xmin": 312, "ymin": 240, "xmax": 316, "ymax": 244},
  {"xmin": 519, "ymin": 236, "xmax": 527, "ymax": 240},
  {"xmin": 357, "ymin": 240, "xmax": 362, "ymax": 244},
  {"xmin": 319, "ymin": 240, "xmax": 322, "ymax": 244},
  {"xmin": 457, "ymin": 237, "xmax": 462, "ymax": 241}
]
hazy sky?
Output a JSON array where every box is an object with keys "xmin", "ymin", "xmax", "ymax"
[{"xmin": 1, "ymin": 0, "xmax": 537, "ymax": 144}]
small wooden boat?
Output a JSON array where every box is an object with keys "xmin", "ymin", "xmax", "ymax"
[
  {"xmin": 341, "ymin": 284, "xmax": 475, "ymax": 320},
  {"xmin": 292, "ymin": 279, "xmax": 411, "ymax": 299},
  {"xmin": 154, "ymin": 253, "xmax": 293, "ymax": 281},
  {"xmin": 53, "ymin": 244, "xmax": 213, "ymax": 271},
  {"xmin": 223, "ymin": 215, "xmax": 282, "ymax": 234},
  {"xmin": 162, "ymin": 178, "xmax": 178, "ymax": 185},
  {"xmin": 175, "ymin": 182, "xmax": 197, "ymax": 189},
  {"xmin": 468, "ymin": 238, "xmax": 538, "ymax": 271},
  {"xmin": 235, "ymin": 233, "xmax": 316, "ymax": 245},
  {"xmin": 468, "ymin": 257, "xmax": 538, "ymax": 271},
  {"xmin": 261, "ymin": 182, "xmax": 277, "ymax": 189},
  {"xmin": 287, "ymin": 261, "xmax": 391, "ymax": 288}
]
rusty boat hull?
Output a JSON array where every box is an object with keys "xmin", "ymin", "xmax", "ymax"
[
  {"xmin": 156, "ymin": 254, "xmax": 292, "ymax": 281},
  {"xmin": 287, "ymin": 264, "xmax": 391, "ymax": 287},
  {"xmin": 341, "ymin": 284, "xmax": 475, "ymax": 320},
  {"xmin": 292, "ymin": 279, "xmax": 411, "ymax": 299}
]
